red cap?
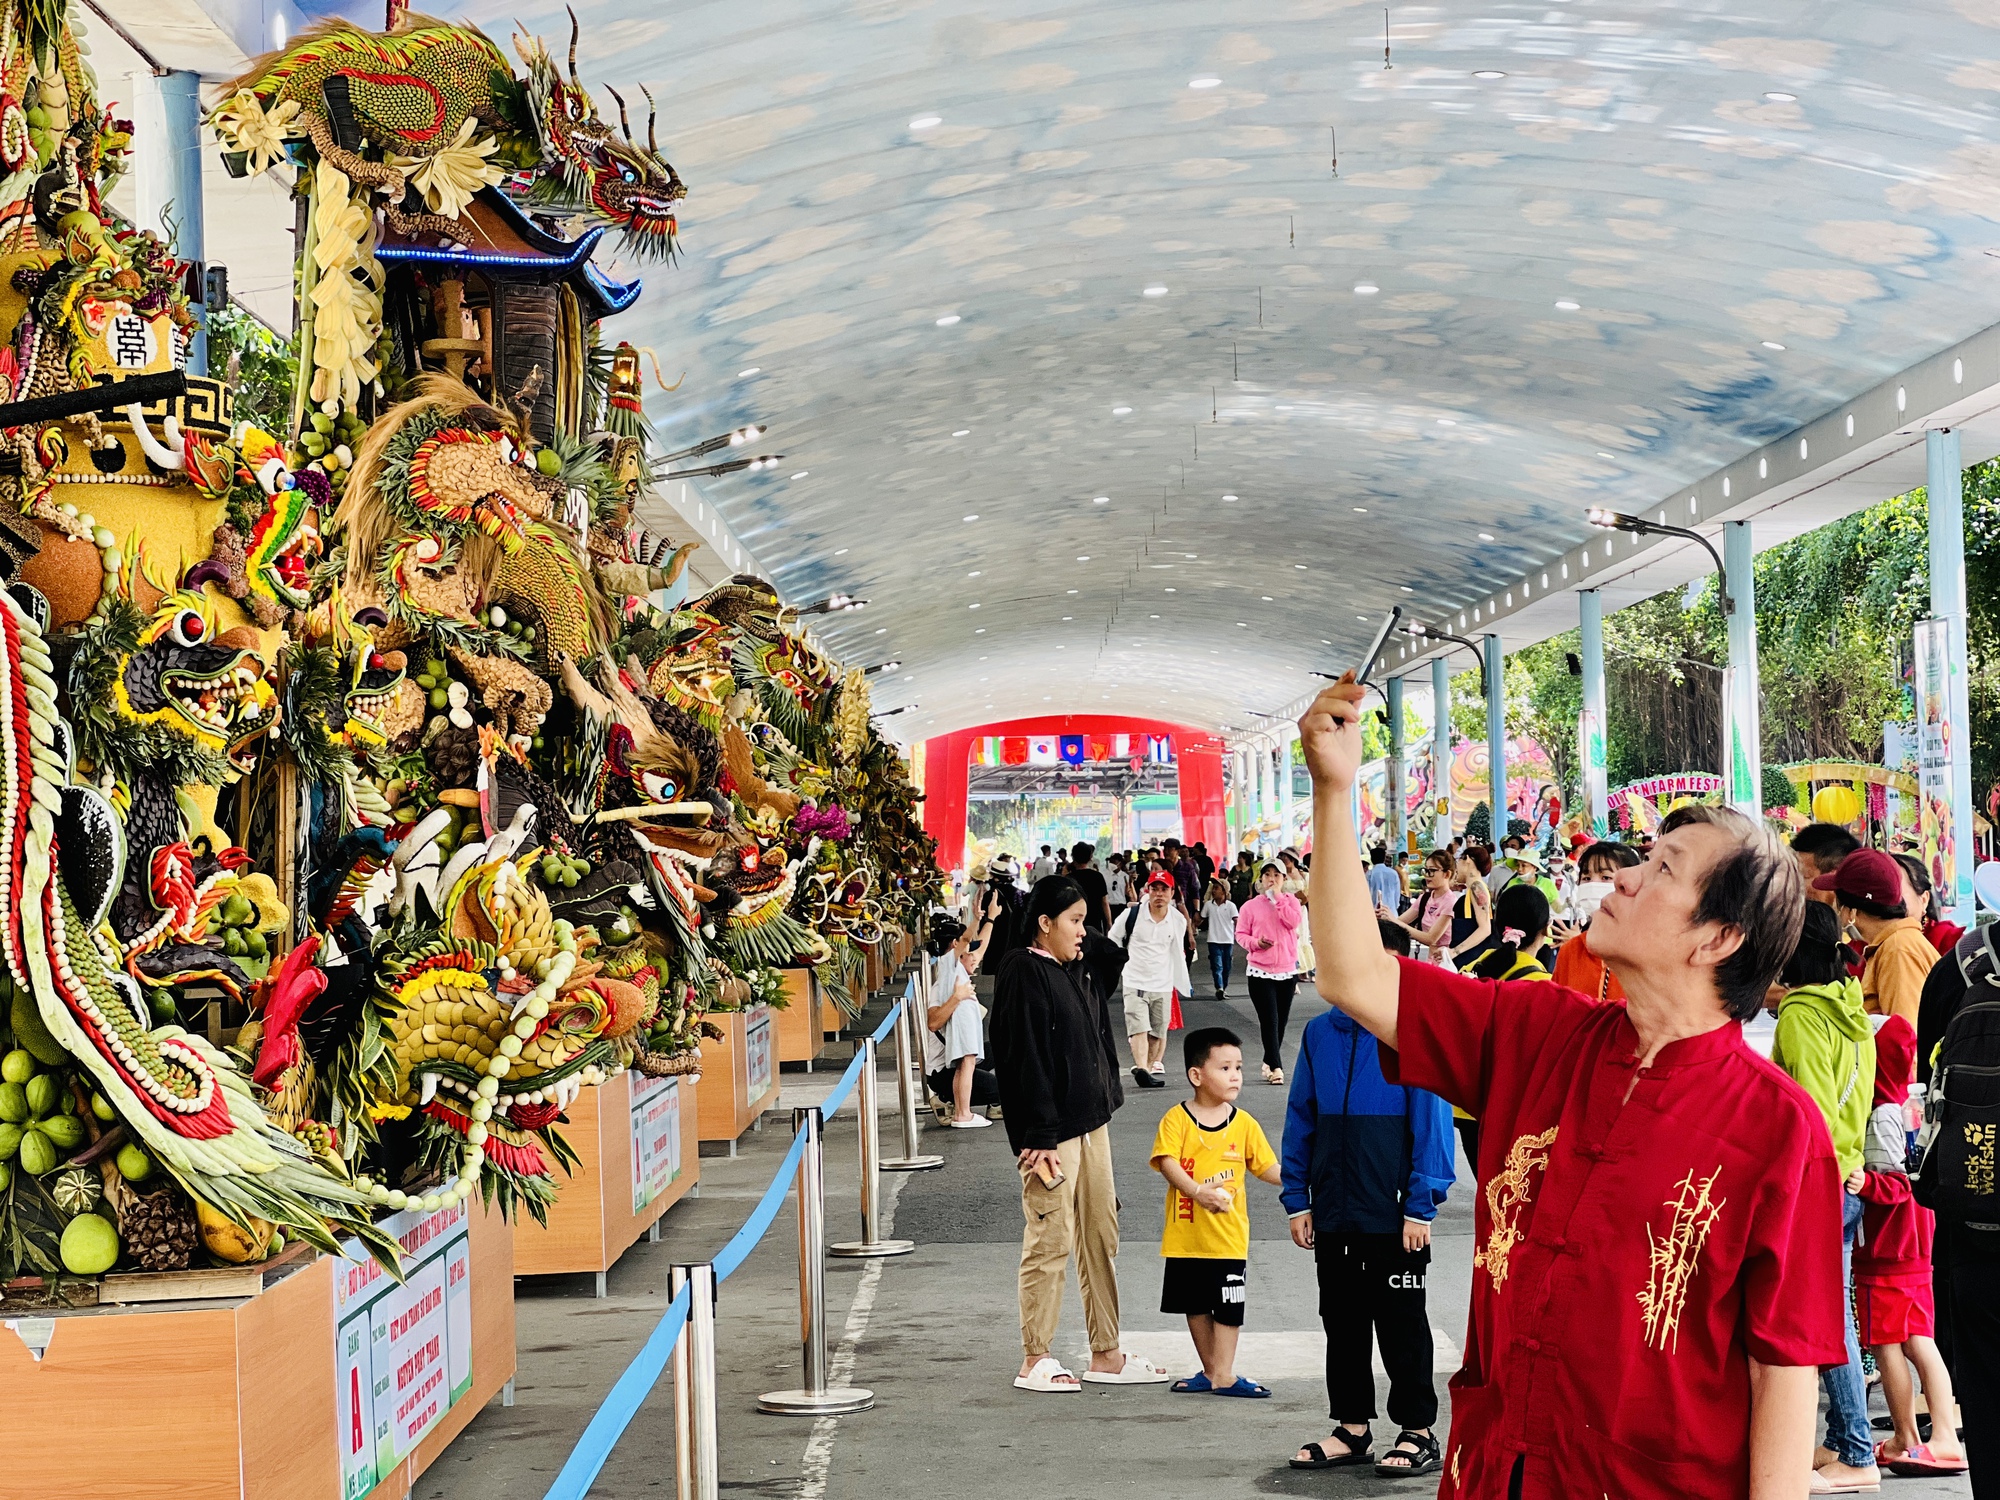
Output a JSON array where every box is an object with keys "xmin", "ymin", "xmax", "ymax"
[
  {"xmin": 1145, "ymin": 873, "xmax": 1174, "ymax": 890},
  {"xmin": 1810, "ymin": 847, "xmax": 1904, "ymax": 907}
]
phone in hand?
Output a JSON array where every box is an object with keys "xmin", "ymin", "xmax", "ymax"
[{"xmin": 1031, "ymin": 1159, "xmax": 1066, "ymax": 1190}]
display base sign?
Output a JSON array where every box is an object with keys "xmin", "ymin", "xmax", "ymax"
[{"xmin": 697, "ymin": 1005, "xmax": 781, "ymax": 1146}]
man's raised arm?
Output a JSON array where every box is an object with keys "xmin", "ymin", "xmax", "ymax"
[{"xmin": 1300, "ymin": 676, "xmax": 1401, "ymax": 1049}]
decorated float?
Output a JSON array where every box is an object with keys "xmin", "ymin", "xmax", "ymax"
[{"xmin": 0, "ymin": 1, "xmax": 936, "ymax": 1491}]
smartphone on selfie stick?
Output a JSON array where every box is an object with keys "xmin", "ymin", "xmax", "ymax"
[{"xmin": 1313, "ymin": 605, "xmax": 1403, "ymax": 692}]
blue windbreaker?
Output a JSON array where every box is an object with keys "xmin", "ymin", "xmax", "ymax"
[{"xmin": 1280, "ymin": 1006, "xmax": 1455, "ymax": 1232}]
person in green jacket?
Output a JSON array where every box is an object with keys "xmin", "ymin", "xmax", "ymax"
[{"xmin": 1769, "ymin": 900, "xmax": 1878, "ymax": 1491}]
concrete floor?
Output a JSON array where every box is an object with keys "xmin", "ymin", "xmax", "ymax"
[{"xmin": 425, "ymin": 958, "xmax": 1973, "ymax": 1500}]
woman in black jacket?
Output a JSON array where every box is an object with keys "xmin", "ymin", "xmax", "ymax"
[{"xmin": 989, "ymin": 877, "xmax": 1170, "ymax": 1394}]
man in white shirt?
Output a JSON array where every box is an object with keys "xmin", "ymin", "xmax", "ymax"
[
  {"xmin": 1030, "ymin": 845, "xmax": 1056, "ymax": 885},
  {"xmin": 1112, "ymin": 875, "xmax": 1191, "ymax": 1088}
]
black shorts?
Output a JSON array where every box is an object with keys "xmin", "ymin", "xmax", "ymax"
[{"xmin": 1160, "ymin": 1256, "xmax": 1247, "ymax": 1326}]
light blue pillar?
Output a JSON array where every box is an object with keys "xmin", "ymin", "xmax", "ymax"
[
  {"xmin": 1927, "ymin": 428, "xmax": 1976, "ymax": 924},
  {"xmin": 1484, "ymin": 634, "xmax": 1506, "ymax": 844},
  {"xmin": 1578, "ymin": 590, "xmax": 1609, "ymax": 836},
  {"xmin": 1723, "ymin": 521, "xmax": 1761, "ymax": 815},
  {"xmin": 1277, "ymin": 730, "xmax": 1294, "ymax": 850},
  {"xmin": 161, "ymin": 73, "xmax": 207, "ymax": 375},
  {"xmin": 1431, "ymin": 656, "xmax": 1453, "ymax": 844},
  {"xmin": 1386, "ymin": 676, "xmax": 1406, "ymax": 855},
  {"xmin": 1252, "ymin": 742, "xmax": 1269, "ymax": 855}
]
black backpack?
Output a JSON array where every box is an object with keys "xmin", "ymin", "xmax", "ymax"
[{"xmin": 1914, "ymin": 924, "xmax": 2000, "ymax": 1220}]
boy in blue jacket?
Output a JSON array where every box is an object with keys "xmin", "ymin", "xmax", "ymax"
[{"xmin": 1282, "ymin": 920, "xmax": 1455, "ymax": 1478}]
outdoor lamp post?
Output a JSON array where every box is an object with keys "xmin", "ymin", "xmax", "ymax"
[
  {"xmin": 1407, "ymin": 621, "xmax": 1487, "ymax": 697},
  {"xmin": 1585, "ymin": 507, "xmax": 1734, "ymax": 614}
]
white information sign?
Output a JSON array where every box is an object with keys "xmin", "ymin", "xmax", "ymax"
[
  {"xmin": 629, "ymin": 1072, "xmax": 683, "ymax": 1213},
  {"xmin": 333, "ymin": 1199, "xmax": 474, "ymax": 1499},
  {"xmin": 744, "ymin": 1004, "xmax": 774, "ymax": 1098}
]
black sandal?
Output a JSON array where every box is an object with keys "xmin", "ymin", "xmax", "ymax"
[
  {"xmin": 1374, "ymin": 1428, "xmax": 1442, "ymax": 1477},
  {"xmin": 1290, "ymin": 1427, "xmax": 1372, "ymax": 1469}
]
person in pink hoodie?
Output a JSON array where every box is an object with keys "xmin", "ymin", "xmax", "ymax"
[
  {"xmin": 1856, "ymin": 1016, "xmax": 1967, "ymax": 1477},
  {"xmin": 1235, "ymin": 863, "xmax": 1305, "ymax": 1086}
]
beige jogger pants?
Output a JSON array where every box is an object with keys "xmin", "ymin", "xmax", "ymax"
[{"xmin": 1018, "ymin": 1124, "xmax": 1121, "ymax": 1359}]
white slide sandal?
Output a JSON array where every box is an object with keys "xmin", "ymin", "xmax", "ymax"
[
  {"xmin": 1013, "ymin": 1357, "xmax": 1082, "ymax": 1393},
  {"xmin": 1080, "ymin": 1353, "xmax": 1172, "ymax": 1384}
]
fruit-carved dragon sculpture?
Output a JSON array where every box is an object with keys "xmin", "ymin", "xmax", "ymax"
[
  {"xmin": 76, "ymin": 578, "xmax": 280, "ymax": 995},
  {"xmin": 513, "ymin": 12, "xmax": 684, "ymax": 260},
  {"xmin": 0, "ymin": 589, "xmax": 399, "ymax": 1268}
]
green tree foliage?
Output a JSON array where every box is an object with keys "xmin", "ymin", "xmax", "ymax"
[
  {"xmin": 205, "ymin": 305, "xmax": 298, "ymax": 437},
  {"xmin": 1502, "ymin": 463, "xmax": 2000, "ymax": 809}
]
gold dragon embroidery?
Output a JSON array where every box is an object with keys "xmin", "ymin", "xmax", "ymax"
[
  {"xmin": 1475, "ymin": 1126, "xmax": 1559, "ymax": 1290},
  {"xmin": 1637, "ymin": 1166, "xmax": 1726, "ymax": 1353}
]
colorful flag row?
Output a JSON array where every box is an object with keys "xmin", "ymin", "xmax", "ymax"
[{"xmin": 971, "ymin": 734, "xmax": 1177, "ymax": 767}]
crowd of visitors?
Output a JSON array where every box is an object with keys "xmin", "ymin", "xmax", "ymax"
[{"xmin": 937, "ymin": 716, "xmax": 1991, "ymax": 1497}]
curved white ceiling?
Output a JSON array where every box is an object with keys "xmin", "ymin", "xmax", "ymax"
[{"xmin": 462, "ymin": 0, "xmax": 2000, "ymax": 738}]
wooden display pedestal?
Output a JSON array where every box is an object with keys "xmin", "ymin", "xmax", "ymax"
[
  {"xmin": 775, "ymin": 968, "xmax": 826, "ymax": 1068},
  {"xmin": 0, "ymin": 1197, "xmax": 515, "ymax": 1500},
  {"xmin": 696, "ymin": 1005, "xmax": 779, "ymax": 1153},
  {"xmin": 513, "ymin": 1070, "xmax": 700, "ymax": 1294}
]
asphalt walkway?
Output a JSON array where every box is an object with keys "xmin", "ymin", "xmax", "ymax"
[{"xmin": 426, "ymin": 953, "xmax": 1972, "ymax": 1500}]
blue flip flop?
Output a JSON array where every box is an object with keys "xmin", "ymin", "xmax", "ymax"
[
  {"xmin": 1210, "ymin": 1376, "xmax": 1271, "ymax": 1398},
  {"xmin": 1170, "ymin": 1373, "xmax": 1213, "ymax": 1393}
]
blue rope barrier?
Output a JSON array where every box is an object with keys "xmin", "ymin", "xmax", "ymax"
[
  {"xmin": 819, "ymin": 997, "xmax": 902, "ymax": 1119},
  {"xmin": 539, "ymin": 986, "xmax": 914, "ymax": 1498},
  {"xmin": 541, "ymin": 1281, "xmax": 693, "ymax": 1500},
  {"xmin": 713, "ymin": 1127, "xmax": 809, "ymax": 1285}
]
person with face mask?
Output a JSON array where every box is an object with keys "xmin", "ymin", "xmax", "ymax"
[{"xmin": 1550, "ymin": 841, "xmax": 1642, "ymax": 1004}]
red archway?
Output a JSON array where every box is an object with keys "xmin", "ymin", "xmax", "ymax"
[{"xmin": 918, "ymin": 717, "xmax": 1227, "ymax": 870}]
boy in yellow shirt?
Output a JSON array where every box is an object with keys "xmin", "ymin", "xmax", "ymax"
[{"xmin": 1150, "ymin": 1026, "xmax": 1283, "ymax": 1397}]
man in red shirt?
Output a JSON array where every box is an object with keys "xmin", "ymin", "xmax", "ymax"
[{"xmin": 1299, "ymin": 675, "xmax": 1847, "ymax": 1500}]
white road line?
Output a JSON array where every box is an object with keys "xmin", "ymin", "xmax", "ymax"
[{"xmin": 796, "ymin": 1168, "xmax": 906, "ymax": 1500}]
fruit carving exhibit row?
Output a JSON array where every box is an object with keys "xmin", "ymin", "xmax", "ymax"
[{"xmin": 0, "ymin": 0, "xmax": 938, "ymax": 1288}]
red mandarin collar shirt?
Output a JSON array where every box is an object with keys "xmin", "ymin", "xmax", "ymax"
[{"xmin": 1379, "ymin": 958, "xmax": 1847, "ymax": 1500}]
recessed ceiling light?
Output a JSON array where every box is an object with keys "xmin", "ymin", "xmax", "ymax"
[
  {"xmin": 1077, "ymin": 555, "xmax": 1090, "ymax": 562},
  {"xmin": 1261, "ymin": 595, "xmax": 1274, "ymax": 602},
  {"xmin": 1294, "ymin": 563, "xmax": 1308, "ymax": 570},
  {"xmin": 1354, "ymin": 283, "xmax": 1380, "ymax": 295},
  {"xmin": 967, "ymin": 602, "xmax": 980, "ymax": 609},
  {"xmin": 1236, "ymin": 621, "xmax": 1248, "ymax": 627},
  {"xmin": 1222, "ymin": 493, "xmax": 1238, "ymax": 502},
  {"xmin": 1357, "ymin": 614, "xmax": 1369, "ymax": 621},
  {"xmin": 1062, "ymin": 616, "xmax": 1073, "ymax": 621},
  {"xmin": 1352, "ymin": 506, "xmax": 1368, "ymax": 513},
  {"xmin": 1436, "ymin": 418, "xmax": 1456, "ymax": 426},
  {"xmin": 974, "ymin": 627, "xmax": 985, "ymax": 633},
  {"xmin": 875, "ymin": 626, "xmax": 887, "ymax": 634},
  {"xmin": 935, "ymin": 314, "xmax": 960, "ymax": 326},
  {"xmin": 1150, "ymin": 613, "xmax": 1161, "ymax": 619},
  {"xmin": 1067, "ymin": 588, "xmax": 1078, "ymax": 594},
  {"xmin": 1478, "ymin": 531, "xmax": 1496, "ymax": 541},
  {"xmin": 790, "ymin": 470, "xmax": 809, "ymax": 479},
  {"xmin": 909, "ymin": 115, "xmax": 942, "ymax": 130},
  {"xmin": 1400, "ymin": 585, "xmax": 1415, "ymax": 592},
  {"xmin": 1143, "ymin": 285, "xmax": 1168, "ymax": 297},
  {"xmin": 1762, "ymin": 340, "xmax": 1786, "ymax": 351},
  {"xmin": 1092, "ymin": 495, "xmax": 1109, "ymax": 504},
  {"xmin": 1595, "ymin": 451, "xmax": 1615, "ymax": 460},
  {"xmin": 1472, "ymin": 69, "xmax": 1507, "ymax": 80},
  {"xmin": 1164, "ymin": 587, "xmax": 1176, "ymax": 593},
  {"xmin": 1112, "ymin": 405, "xmax": 1132, "ymax": 415},
  {"xmin": 737, "ymin": 367, "xmax": 761, "ymax": 378},
  {"xmin": 953, "ymin": 429, "xmax": 970, "ymax": 437},
  {"xmin": 967, "ymin": 570, "xmax": 981, "ymax": 577},
  {"xmin": 1763, "ymin": 90, "xmax": 1797, "ymax": 102},
  {"xmin": 1554, "ymin": 300, "xmax": 1581, "ymax": 311},
  {"xmin": 963, "ymin": 514, "xmax": 979, "ymax": 522},
  {"xmin": 1184, "ymin": 552, "xmax": 1198, "ymax": 559},
  {"xmin": 834, "ymin": 547, "xmax": 849, "ymax": 555},
  {"xmin": 1188, "ymin": 77, "xmax": 1221, "ymax": 89}
]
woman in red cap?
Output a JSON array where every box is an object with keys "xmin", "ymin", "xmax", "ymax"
[{"xmin": 1812, "ymin": 849, "xmax": 1938, "ymax": 1036}]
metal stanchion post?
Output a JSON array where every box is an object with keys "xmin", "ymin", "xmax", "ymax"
[
  {"xmin": 671, "ymin": 1263, "xmax": 720, "ymax": 1500},
  {"xmin": 883, "ymin": 967, "xmax": 943, "ymax": 1173},
  {"xmin": 830, "ymin": 1034, "xmax": 914, "ymax": 1256},
  {"xmin": 758, "ymin": 1108, "xmax": 874, "ymax": 1414}
]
